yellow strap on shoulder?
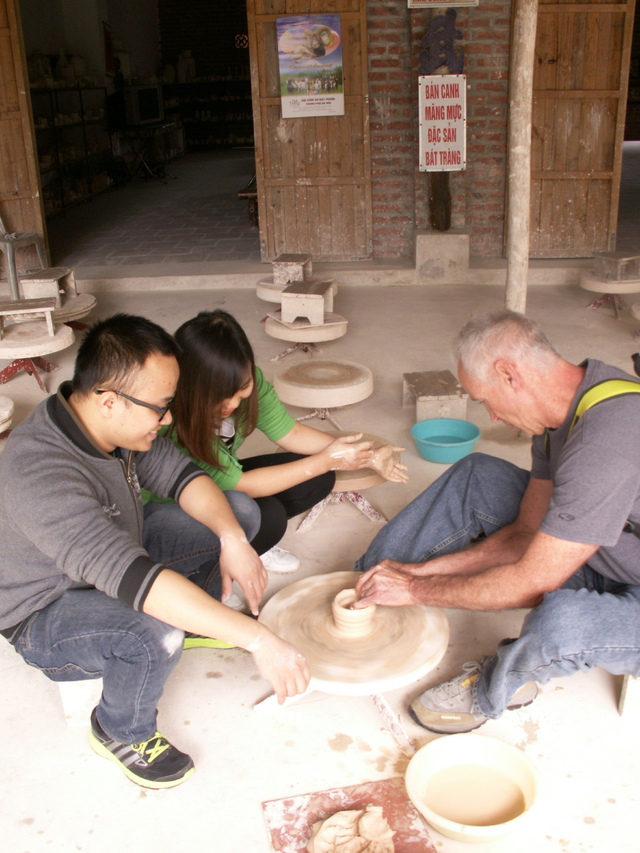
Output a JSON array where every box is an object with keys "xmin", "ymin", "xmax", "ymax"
[{"xmin": 569, "ymin": 379, "xmax": 640, "ymax": 435}]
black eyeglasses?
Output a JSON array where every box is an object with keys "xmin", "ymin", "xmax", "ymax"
[{"xmin": 94, "ymin": 389, "xmax": 174, "ymax": 421}]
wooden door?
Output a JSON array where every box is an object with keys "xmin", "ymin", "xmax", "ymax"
[
  {"xmin": 0, "ymin": 0, "xmax": 47, "ymax": 271},
  {"xmin": 247, "ymin": 0, "xmax": 372, "ymax": 262},
  {"xmin": 529, "ymin": 0, "xmax": 636, "ymax": 257}
]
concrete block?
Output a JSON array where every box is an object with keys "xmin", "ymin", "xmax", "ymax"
[
  {"xmin": 280, "ymin": 279, "xmax": 334, "ymax": 324},
  {"xmin": 415, "ymin": 230, "xmax": 470, "ymax": 284},
  {"xmin": 272, "ymin": 253, "xmax": 313, "ymax": 285},
  {"xmin": 403, "ymin": 369, "xmax": 468, "ymax": 421}
]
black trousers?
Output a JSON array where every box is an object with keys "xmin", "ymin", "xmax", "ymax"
[{"xmin": 239, "ymin": 452, "xmax": 335, "ymax": 554}]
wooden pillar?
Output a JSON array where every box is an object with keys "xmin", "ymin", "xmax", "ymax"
[{"xmin": 505, "ymin": 0, "xmax": 538, "ymax": 314}]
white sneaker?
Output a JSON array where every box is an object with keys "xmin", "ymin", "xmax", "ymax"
[{"xmin": 260, "ymin": 546, "xmax": 301, "ymax": 574}]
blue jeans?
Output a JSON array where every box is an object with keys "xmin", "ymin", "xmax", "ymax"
[
  {"xmin": 14, "ymin": 491, "xmax": 260, "ymax": 743},
  {"xmin": 354, "ymin": 453, "xmax": 640, "ymax": 718}
]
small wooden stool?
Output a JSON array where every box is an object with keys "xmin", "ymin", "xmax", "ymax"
[
  {"xmin": 280, "ymin": 279, "xmax": 335, "ymax": 325},
  {"xmin": 403, "ymin": 369, "xmax": 468, "ymax": 422},
  {"xmin": 0, "ymin": 297, "xmax": 57, "ymax": 339},
  {"xmin": 272, "ymin": 253, "xmax": 313, "ymax": 285},
  {"xmin": 19, "ymin": 267, "xmax": 76, "ymax": 305}
]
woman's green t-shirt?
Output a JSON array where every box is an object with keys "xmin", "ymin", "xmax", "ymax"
[{"xmin": 142, "ymin": 366, "xmax": 296, "ymax": 502}]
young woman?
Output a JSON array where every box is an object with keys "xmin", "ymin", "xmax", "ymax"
[{"xmin": 145, "ymin": 309, "xmax": 407, "ymax": 577}]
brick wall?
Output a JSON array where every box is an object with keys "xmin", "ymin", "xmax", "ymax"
[{"xmin": 368, "ymin": 0, "xmax": 512, "ymax": 258}]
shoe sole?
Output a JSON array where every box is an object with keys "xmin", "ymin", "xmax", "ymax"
[
  {"xmin": 408, "ymin": 696, "xmax": 536, "ymax": 735},
  {"xmin": 89, "ymin": 731, "xmax": 195, "ymax": 789}
]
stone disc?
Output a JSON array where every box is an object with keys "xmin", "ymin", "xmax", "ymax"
[
  {"xmin": 265, "ymin": 314, "xmax": 347, "ymax": 343},
  {"xmin": 0, "ymin": 321, "xmax": 74, "ymax": 358},
  {"xmin": 274, "ymin": 359, "xmax": 373, "ymax": 408},
  {"xmin": 259, "ymin": 571, "xmax": 449, "ymax": 695},
  {"xmin": 52, "ymin": 292, "xmax": 96, "ymax": 323}
]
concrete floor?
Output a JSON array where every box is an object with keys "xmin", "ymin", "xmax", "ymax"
[{"xmin": 2, "ymin": 281, "xmax": 640, "ymax": 853}]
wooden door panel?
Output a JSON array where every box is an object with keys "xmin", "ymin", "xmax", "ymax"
[
  {"xmin": 0, "ymin": 0, "xmax": 46, "ymax": 268},
  {"xmin": 530, "ymin": 0, "xmax": 635, "ymax": 257},
  {"xmin": 248, "ymin": 0, "xmax": 372, "ymax": 261}
]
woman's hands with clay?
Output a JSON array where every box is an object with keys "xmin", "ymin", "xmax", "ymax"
[
  {"xmin": 323, "ymin": 433, "xmax": 373, "ymax": 471},
  {"xmin": 353, "ymin": 560, "xmax": 424, "ymax": 608},
  {"xmin": 248, "ymin": 628, "xmax": 311, "ymax": 704},
  {"xmin": 369, "ymin": 445, "xmax": 409, "ymax": 483},
  {"xmin": 219, "ymin": 534, "xmax": 267, "ymax": 616}
]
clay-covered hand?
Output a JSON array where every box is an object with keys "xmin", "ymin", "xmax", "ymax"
[
  {"xmin": 324, "ymin": 433, "xmax": 374, "ymax": 471},
  {"xmin": 353, "ymin": 560, "xmax": 423, "ymax": 607},
  {"xmin": 369, "ymin": 444, "xmax": 409, "ymax": 483},
  {"xmin": 249, "ymin": 630, "xmax": 311, "ymax": 704},
  {"xmin": 219, "ymin": 534, "xmax": 267, "ymax": 616}
]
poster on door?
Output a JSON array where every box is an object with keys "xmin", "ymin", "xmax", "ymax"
[
  {"xmin": 276, "ymin": 14, "xmax": 344, "ymax": 118},
  {"xmin": 418, "ymin": 74, "xmax": 467, "ymax": 171}
]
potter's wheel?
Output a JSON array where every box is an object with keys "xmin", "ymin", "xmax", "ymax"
[{"xmin": 259, "ymin": 571, "xmax": 449, "ymax": 696}]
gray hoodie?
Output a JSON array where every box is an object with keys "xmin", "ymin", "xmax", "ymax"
[{"xmin": 0, "ymin": 382, "xmax": 205, "ymax": 639}]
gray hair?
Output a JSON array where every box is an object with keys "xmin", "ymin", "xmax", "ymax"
[{"xmin": 452, "ymin": 309, "xmax": 561, "ymax": 383}]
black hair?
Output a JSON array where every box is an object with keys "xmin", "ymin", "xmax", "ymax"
[
  {"xmin": 71, "ymin": 313, "xmax": 179, "ymax": 396},
  {"xmin": 171, "ymin": 310, "xmax": 258, "ymax": 469}
]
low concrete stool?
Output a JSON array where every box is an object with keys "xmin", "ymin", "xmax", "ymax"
[
  {"xmin": 19, "ymin": 266, "xmax": 75, "ymax": 306},
  {"xmin": 402, "ymin": 369, "xmax": 468, "ymax": 421},
  {"xmin": 593, "ymin": 251, "xmax": 640, "ymax": 281},
  {"xmin": 273, "ymin": 253, "xmax": 313, "ymax": 285},
  {"xmin": 0, "ymin": 393, "xmax": 14, "ymax": 439},
  {"xmin": 280, "ymin": 279, "xmax": 335, "ymax": 325},
  {"xmin": 274, "ymin": 359, "xmax": 373, "ymax": 429},
  {"xmin": 0, "ymin": 317, "xmax": 75, "ymax": 392},
  {"xmin": 19, "ymin": 266, "xmax": 96, "ymax": 328},
  {"xmin": 0, "ymin": 297, "xmax": 57, "ymax": 338},
  {"xmin": 265, "ymin": 310, "xmax": 348, "ymax": 360},
  {"xmin": 257, "ymin": 275, "xmax": 338, "ymax": 305},
  {"xmin": 297, "ymin": 431, "xmax": 392, "ymax": 532},
  {"xmin": 57, "ymin": 679, "xmax": 103, "ymax": 727}
]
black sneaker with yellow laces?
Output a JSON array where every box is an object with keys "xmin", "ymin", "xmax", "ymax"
[{"xmin": 89, "ymin": 707, "xmax": 194, "ymax": 789}]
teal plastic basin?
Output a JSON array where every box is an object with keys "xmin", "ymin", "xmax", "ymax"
[{"xmin": 410, "ymin": 418, "xmax": 481, "ymax": 464}]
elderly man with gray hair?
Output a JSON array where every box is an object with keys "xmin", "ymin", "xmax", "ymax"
[{"xmin": 354, "ymin": 309, "xmax": 640, "ymax": 733}]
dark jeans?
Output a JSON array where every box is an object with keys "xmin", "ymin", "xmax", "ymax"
[{"xmin": 240, "ymin": 452, "xmax": 335, "ymax": 553}]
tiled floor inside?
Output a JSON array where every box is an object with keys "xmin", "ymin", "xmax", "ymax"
[
  {"xmin": 2, "ymin": 280, "xmax": 640, "ymax": 853},
  {"xmin": 46, "ymin": 148, "xmax": 261, "ymax": 270}
]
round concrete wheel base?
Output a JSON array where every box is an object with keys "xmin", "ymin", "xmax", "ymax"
[
  {"xmin": 265, "ymin": 313, "xmax": 347, "ymax": 343},
  {"xmin": 274, "ymin": 359, "xmax": 373, "ymax": 408},
  {"xmin": 256, "ymin": 276, "xmax": 286, "ymax": 302},
  {"xmin": 0, "ymin": 321, "xmax": 75, "ymax": 359},
  {"xmin": 53, "ymin": 293, "xmax": 96, "ymax": 323},
  {"xmin": 579, "ymin": 270, "xmax": 640, "ymax": 295}
]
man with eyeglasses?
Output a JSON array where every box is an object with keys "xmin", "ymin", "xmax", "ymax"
[{"xmin": 0, "ymin": 313, "xmax": 309, "ymax": 789}]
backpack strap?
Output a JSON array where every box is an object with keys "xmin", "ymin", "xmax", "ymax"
[
  {"xmin": 568, "ymin": 379, "xmax": 640, "ymax": 436},
  {"xmin": 544, "ymin": 378, "xmax": 640, "ymax": 457}
]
